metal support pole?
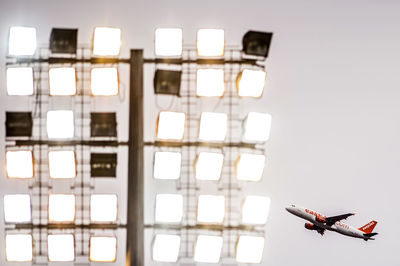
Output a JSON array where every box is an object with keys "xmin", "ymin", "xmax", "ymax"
[{"xmin": 126, "ymin": 49, "xmax": 144, "ymax": 266}]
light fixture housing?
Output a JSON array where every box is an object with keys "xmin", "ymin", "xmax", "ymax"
[
  {"xmin": 236, "ymin": 153, "xmax": 265, "ymax": 182},
  {"xmin": 241, "ymin": 196, "xmax": 271, "ymax": 225},
  {"xmin": 194, "ymin": 235, "xmax": 223, "ymax": 263},
  {"xmin": 195, "ymin": 152, "xmax": 224, "ymax": 181},
  {"xmin": 48, "ymin": 150, "xmax": 76, "ymax": 179},
  {"xmin": 199, "ymin": 112, "xmax": 227, "ymax": 141},
  {"xmin": 154, "ymin": 69, "xmax": 182, "ymax": 96},
  {"xmin": 6, "ymin": 112, "xmax": 33, "ymax": 137},
  {"xmin": 243, "ymin": 112, "xmax": 272, "ymax": 142},
  {"xmin": 90, "ymin": 194, "xmax": 118, "ymax": 223},
  {"xmin": 92, "ymin": 27, "xmax": 121, "ymax": 56},
  {"xmin": 48, "ymin": 234, "xmax": 75, "ymax": 262},
  {"xmin": 236, "ymin": 235, "xmax": 265, "ymax": 263},
  {"xmin": 90, "ymin": 236, "xmax": 117, "ymax": 262},
  {"xmin": 49, "ymin": 67, "xmax": 76, "ymax": 95},
  {"xmin": 6, "ymin": 234, "xmax": 33, "ymax": 262},
  {"xmin": 4, "ymin": 194, "xmax": 31, "ymax": 223},
  {"xmin": 8, "ymin": 26, "xmax": 36, "ymax": 56},
  {"xmin": 91, "ymin": 67, "xmax": 119, "ymax": 96},
  {"xmin": 155, "ymin": 194, "xmax": 183, "ymax": 223},
  {"xmin": 90, "ymin": 112, "xmax": 117, "ymax": 137},
  {"xmin": 153, "ymin": 151, "xmax": 182, "ymax": 180},
  {"xmin": 47, "ymin": 110, "xmax": 74, "ymax": 139},
  {"xmin": 152, "ymin": 234, "xmax": 181, "ymax": 262},
  {"xmin": 90, "ymin": 153, "xmax": 117, "ymax": 177},
  {"xmin": 6, "ymin": 150, "xmax": 33, "ymax": 178},
  {"xmin": 48, "ymin": 194, "xmax": 76, "ymax": 223},
  {"xmin": 196, "ymin": 69, "xmax": 225, "ymax": 97},
  {"xmin": 237, "ymin": 69, "xmax": 267, "ymax": 98},
  {"xmin": 156, "ymin": 111, "xmax": 185, "ymax": 140},
  {"xmin": 6, "ymin": 67, "xmax": 34, "ymax": 96},
  {"xmin": 197, "ymin": 195, "xmax": 225, "ymax": 224},
  {"xmin": 242, "ymin": 30, "xmax": 273, "ymax": 58},
  {"xmin": 155, "ymin": 28, "xmax": 183, "ymax": 56},
  {"xmin": 50, "ymin": 28, "xmax": 78, "ymax": 54},
  {"xmin": 197, "ymin": 29, "xmax": 224, "ymax": 56}
]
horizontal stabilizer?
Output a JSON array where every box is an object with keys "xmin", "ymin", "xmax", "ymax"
[{"xmin": 363, "ymin": 232, "xmax": 378, "ymax": 238}]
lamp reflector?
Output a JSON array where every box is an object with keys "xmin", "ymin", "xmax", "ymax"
[
  {"xmin": 154, "ymin": 69, "xmax": 182, "ymax": 96},
  {"xmin": 156, "ymin": 111, "xmax": 185, "ymax": 140},
  {"xmin": 237, "ymin": 69, "xmax": 266, "ymax": 97},
  {"xmin": 155, "ymin": 28, "xmax": 183, "ymax": 56},
  {"xmin": 90, "ymin": 153, "xmax": 117, "ymax": 177},
  {"xmin": 236, "ymin": 153, "xmax": 265, "ymax": 182},
  {"xmin": 199, "ymin": 112, "xmax": 227, "ymax": 141},
  {"xmin": 6, "ymin": 112, "xmax": 33, "ymax": 137},
  {"xmin": 48, "ymin": 194, "xmax": 75, "ymax": 223},
  {"xmin": 195, "ymin": 152, "xmax": 224, "ymax": 181},
  {"xmin": 47, "ymin": 110, "xmax": 74, "ymax": 139},
  {"xmin": 8, "ymin": 26, "xmax": 36, "ymax": 56},
  {"xmin": 93, "ymin": 27, "xmax": 121, "ymax": 56},
  {"xmin": 6, "ymin": 150, "xmax": 33, "ymax": 178},
  {"xmin": 7, "ymin": 67, "xmax": 34, "ymax": 95},
  {"xmin": 90, "ymin": 236, "xmax": 117, "ymax": 262},
  {"xmin": 6, "ymin": 234, "xmax": 32, "ymax": 262},
  {"xmin": 152, "ymin": 234, "xmax": 181, "ymax": 262},
  {"xmin": 242, "ymin": 31, "xmax": 273, "ymax": 58},
  {"xmin": 90, "ymin": 194, "xmax": 118, "ymax": 222},
  {"xmin": 91, "ymin": 67, "xmax": 119, "ymax": 95},
  {"xmin": 197, "ymin": 195, "xmax": 225, "ymax": 224},
  {"xmin": 196, "ymin": 69, "xmax": 225, "ymax": 97},
  {"xmin": 197, "ymin": 29, "xmax": 224, "ymax": 56},
  {"xmin": 49, "ymin": 67, "xmax": 76, "ymax": 95},
  {"xmin": 4, "ymin": 194, "xmax": 31, "ymax": 223},
  {"xmin": 153, "ymin": 151, "xmax": 181, "ymax": 180},
  {"xmin": 236, "ymin": 236, "xmax": 265, "ymax": 263},
  {"xmin": 91, "ymin": 112, "xmax": 117, "ymax": 137},
  {"xmin": 244, "ymin": 112, "xmax": 272, "ymax": 142},
  {"xmin": 50, "ymin": 28, "xmax": 78, "ymax": 54},
  {"xmin": 194, "ymin": 235, "xmax": 223, "ymax": 263},
  {"xmin": 48, "ymin": 151, "xmax": 76, "ymax": 179},
  {"xmin": 242, "ymin": 196, "xmax": 271, "ymax": 225},
  {"xmin": 155, "ymin": 194, "xmax": 183, "ymax": 223},
  {"xmin": 48, "ymin": 234, "xmax": 75, "ymax": 262}
]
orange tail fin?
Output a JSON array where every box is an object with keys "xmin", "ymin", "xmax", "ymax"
[{"xmin": 358, "ymin": 221, "xmax": 377, "ymax": 234}]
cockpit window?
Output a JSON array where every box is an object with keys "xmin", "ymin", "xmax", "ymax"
[{"xmin": 291, "ymin": 204, "xmax": 295, "ymax": 207}]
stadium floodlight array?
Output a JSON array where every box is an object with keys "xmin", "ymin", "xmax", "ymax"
[
  {"xmin": 3, "ymin": 194, "xmax": 32, "ymax": 223},
  {"xmin": 5, "ymin": 234, "xmax": 33, "ymax": 262},
  {"xmin": 48, "ymin": 150, "xmax": 76, "ymax": 179},
  {"xmin": 48, "ymin": 194, "xmax": 76, "ymax": 223},
  {"xmin": 89, "ymin": 236, "xmax": 117, "ymax": 262},
  {"xmin": 90, "ymin": 194, "xmax": 118, "ymax": 223},
  {"xmin": 156, "ymin": 111, "xmax": 186, "ymax": 140},
  {"xmin": 197, "ymin": 29, "xmax": 225, "ymax": 57},
  {"xmin": 5, "ymin": 150, "xmax": 34, "ymax": 179},
  {"xmin": 155, "ymin": 28, "xmax": 183, "ymax": 57},
  {"xmin": 91, "ymin": 67, "xmax": 119, "ymax": 96},
  {"xmin": 49, "ymin": 67, "xmax": 77, "ymax": 96},
  {"xmin": 8, "ymin": 26, "xmax": 36, "ymax": 56},
  {"xmin": 46, "ymin": 110, "xmax": 75, "ymax": 139},
  {"xmin": 92, "ymin": 27, "xmax": 121, "ymax": 56},
  {"xmin": 47, "ymin": 234, "xmax": 75, "ymax": 262},
  {"xmin": 6, "ymin": 67, "xmax": 34, "ymax": 96},
  {"xmin": 237, "ymin": 69, "xmax": 267, "ymax": 98}
]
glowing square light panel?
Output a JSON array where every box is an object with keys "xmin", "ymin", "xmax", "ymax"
[
  {"xmin": 194, "ymin": 235, "xmax": 223, "ymax": 263},
  {"xmin": 6, "ymin": 234, "xmax": 32, "ymax": 262},
  {"xmin": 9, "ymin": 26, "xmax": 36, "ymax": 56},
  {"xmin": 4, "ymin": 194, "xmax": 31, "ymax": 223},
  {"xmin": 197, "ymin": 29, "xmax": 224, "ymax": 56},
  {"xmin": 155, "ymin": 28, "xmax": 182, "ymax": 56},
  {"xmin": 242, "ymin": 196, "xmax": 271, "ymax": 225},
  {"xmin": 195, "ymin": 152, "xmax": 224, "ymax": 181},
  {"xmin": 91, "ymin": 68, "xmax": 119, "ymax": 95},
  {"xmin": 153, "ymin": 151, "xmax": 182, "ymax": 180},
  {"xmin": 197, "ymin": 195, "xmax": 225, "ymax": 224},
  {"xmin": 244, "ymin": 112, "xmax": 272, "ymax": 142},
  {"xmin": 236, "ymin": 153, "xmax": 265, "ymax": 181},
  {"xmin": 49, "ymin": 67, "xmax": 76, "ymax": 95},
  {"xmin": 48, "ymin": 151, "xmax": 76, "ymax": 178},
  {"xmin": 47, "ymin": 110, "xmax": 74, "ymax": 139},
  {"xmin": 236, "ymin": 236, "xmax": 265, "ymax": 263},
  {"xmin": 6, "ymin": 150, "xmax": 33, "ymax": 178},
  {"xmin": 196, "ymin": 69, "xmax": 225, "ymax": 97},
  {"xmin": 7, "ymin": 67, "xmax": 34, "ymax": 95},
  {"xmin": 48, "ymin": 234, "xmax": 75, "ymax": 262},
  {"xmin": 237, "ymin": 69, "xmax": 267, "ymax": 97},
  {"xmin": 48, "ymin": 194, "xmax": 75, "ymax": 222},
  {"xmin": 155, "ymin": 194, "xmax": 183, "ymax": 223},
  {"xmin": 152, "ymin": 234, "xmax": 181, "ymax": 262},
  {"xmin": 93, "ymin": 27, "xmax": 121, "ymax": 56},
  {"xmin": 90, "ymin": 237, "xmax": 117, "ymax": 262},
  {"xmin": 157, "ymin": 111, "xmax": 185, "ymax": 140},
  {"xmin": 199, "ymin": 112, "xmax": 227, "ymax": 141},
  {"xmin": 90, "ymin": 194, "xmax": 118, "ymax": 222}
]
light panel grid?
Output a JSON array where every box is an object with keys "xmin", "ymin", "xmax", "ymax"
[
  {"xmin": 8, "ymin": 26, "xmax": 36, "ymax": 56},
  {"xmin": 6, "ymin": 67, "xmax": 34, "ymax": 96},
  {"xmin": 48, "ymin": 150, "xmax": 76, "ymax": 179},
  {"xmin": 48, "ymin": 194, "xmax": 75, "ymax": 223},
  {"xmin": 49, "ymin": 67, "xmax": 77, "ymax": 95},
  {"xmin": 156, "ymin": 111, "xmax": 185, "ymax": 140},
  {"xmin": 6, "ymin": 150, "xmax": 33, "ymax": 178},
  {"xmin": 90, "ymin": 236, "xmax": 117, "ymax": 262},
  {"xmin": 155, "ymin": 28, "xmax": 183, "ymax": 56},
  {"xmin": 197, "ymin": 29, "xmax": 224, "ymax": 57},
  {"xmin": 6, "ymin": 234, "xmax": 33, "ymax": 262},
  {"xmin": 4, "ymin": 194, "xmax": 31, "ymax": 223},
  {"xmin": 237, "ymin": 69, "xmax": 267, "ymax": 98},
  {"xmin": 93, "ymin": 27, "xmax": 121, "ymax": 56},
  {"xmin": 47, "ymin": 110, "xmax": 74, "ymax": 139},
  {"xmin": 91, "ymin": 67, "xmax": 119, "ymax": 96},
  {"xmin": 48, "ymin": 234, "xmax": 75, "ymax": 262}
]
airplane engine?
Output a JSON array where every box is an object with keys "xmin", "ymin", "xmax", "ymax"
[
  {"xmin": 304, "ymin": 223, "xmax": 316, "ymax": 230},
  {"xmin": 316, "ymin": 214, "xmax": 326, "ymax": 223}
]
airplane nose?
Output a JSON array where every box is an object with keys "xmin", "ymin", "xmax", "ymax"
[{"xmin": 285, "ymin": 207, "xmax": 290, "ymax": 212}]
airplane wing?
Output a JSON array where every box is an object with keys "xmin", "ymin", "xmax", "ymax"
[{"xmin": 325, "ymin": 213, "xmax": 355, "ymax": 225}]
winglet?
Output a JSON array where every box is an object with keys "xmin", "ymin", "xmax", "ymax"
[{"xmin": 359, "ymin": 221, "xmax": 377, "ymax": 234}]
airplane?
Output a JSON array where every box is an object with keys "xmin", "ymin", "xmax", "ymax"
[{"xmin": 286, "ymin": 204, "xmax": 378, "ymax": 241}]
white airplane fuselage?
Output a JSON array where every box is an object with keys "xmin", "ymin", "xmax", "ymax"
[{"xmin": 286, "ymin": 205, "xmax": 374, "ymax": 240}]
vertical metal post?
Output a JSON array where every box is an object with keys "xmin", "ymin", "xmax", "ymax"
[{"xmin": 126, "ymin": 49, "xmax": 144, "ymax": 266}]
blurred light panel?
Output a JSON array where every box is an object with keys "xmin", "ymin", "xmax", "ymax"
[
  {"xmin": 49, "ymin": 67, "xmax": 76, "ymax": 95},
  {"xmin": 8, "ymin": 26, "xmax": 36, "ymax": 56},
  {"xmin": 91, "ymin": 67, "xmax": 119, "ymax": 96},
  {"xmin": 6, "ymin": 67, "xmax": 34, "ymax": 95},
  {"xmin": 242, "ymin": 196, "xmax": 271, "ymax": 225},
  {"xmin": 155, "ymin": 28, "xmax": 182, "ymax": 56},
  {"xmin": 4, "ymin": 194, "xmax": 31, "ymax": 223},
  {"xmin": 47, "ymin": 110, "xmax": 74, "ymax": 139},
  {"xmin": 156, "ymin": 111, "xmax": 185, "ymax": 140},
  {"xmin": 196, "ymin": 69, "xmax": 224, "ymax": 97},
  {"xmin": 48, "ymin": 194, "xmax": 75, "ymax": 223},
  {"xmin": 155, "ymin": 194, "xmax": 183, "ymax": 223},
  {"xmin": 48, "ymin": 234, "xmax": 75, "ymax": 262},
  {"xmin": 152, "ymin": 234, "xmax": 181, "ymax": 262},
  {"xmin": 194, "ymin": 235, "xmax": 223, "ymax": 263},
  {"xmin": 48, "ymin": 151, "xmax": 76, "ymax": 179},
  {"xmin": 237, "ymin": 69, "xmax": 266, "ymax": 97},
  {"xmin": 90, "ymin": 194, "xmax": 117, "ymax": 223},
  {"xmin": 197, "ymin": 195, "xmax": 225, "ymax": 224},
  {"xmin": 195, "ymin": 152, "xmax": 224, "ymax": 181},
  {"xmin": 242, "ymin": 31, "xmax": 273, "ymax": 58},
  {"xmin": 90, "ymin": 237, "xmax": 117, "ymax": 262},
  {"xmin": 93, "ymin": 27, "xmax": 121, "ymax": 56},
  {"xmin": 6, "ymin": 234, "xmax": 32, "ymax": 262},
  {"xmin": 153, "ymin": 151, "xmax": 181, "ymax": 180},
  {"xmin": 236, "ymin": 153, "xmax": 265, "ymax": 182},
  {"xmin": 199, "ymin": 112, "xmax": 227, "ymax": 141},
  {"xmin": 197, "ymin": 29, "xmax": 224, "ymax": 56},
  {"xmin": 50, "ymin": 28, "xmax": 78, "ymax": 54},
  {"xmin": 6, "ymin": 150, "xmax": 33, "ymax": 178},
  {"xmin": 244, "ymin": 112, "xmax": 272, "ymax": 142},
  {"xmin": 6, "ymin": 112, "xmax": 33, "ymax": 137},
  {"xmin": 236, "ymin": 236, "xmax": 265, "ymax": 263}
]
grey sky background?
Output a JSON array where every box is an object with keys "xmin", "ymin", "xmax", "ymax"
[{"xmin": 1, "ymin": 0, "xmax": 400, "ymax": 265}]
